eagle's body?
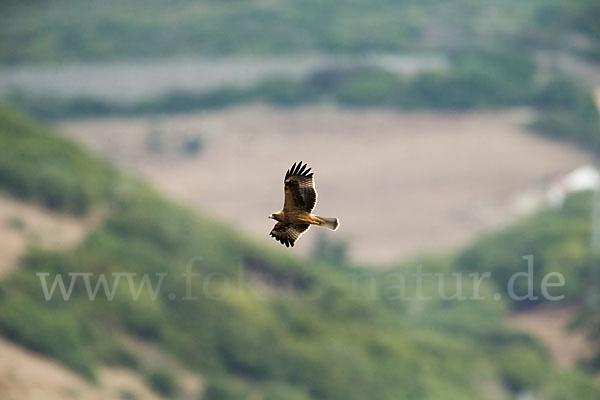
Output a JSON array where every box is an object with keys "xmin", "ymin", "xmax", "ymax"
[{"xmin": 269, "ymin": 161, "xmax": 339, "ymax": 247}]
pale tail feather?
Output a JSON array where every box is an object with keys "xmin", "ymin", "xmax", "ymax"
[{"xmin": 314, "ymin": 216, "xmax": 339, "ymax": 231}]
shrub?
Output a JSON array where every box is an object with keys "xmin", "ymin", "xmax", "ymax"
[
  {"xmin": 255, "ymin": 77, "xmax": 315, "ymax": 105},
  {"xmin": 530, "ymin": 77, "xmax": 600, "ymax": 154},
  {"xmin": 333, "ymin": 69, "xmax": 401, "ymax": 106},
  {"xmin": 0, "ymin": 102, "xmax": 114, "ymax": 213},
  {"xmin": 311, "ymin": 232, "xmax": 349, "ymax": 266},
  {"xmin": 541, "ymin": 370, "xmax": 599, "ymax": 400},
  {"xmin": 497, "ymin": 344, "xmax": 548, "ymax": 392},
  {"xmin": 147, "ymin": 368, "xmax": 178, "ymax": 398},
  {"xmin": 0, "ymin": 291, "xmax": 96, "ymax": 380},
  {"xmin": 181, "ymin": 136, "xmax": 205, "ymax": 156},
  {"xmin": 261, "ymin": 382, "xmax": 311, "ymax": 400},
  {"xmin": 204, "ymin": 378, "xmax": 249, "ymax": 400}
]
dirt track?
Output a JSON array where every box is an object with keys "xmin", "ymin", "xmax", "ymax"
[{"xmin": 61, "ymin": 105, "xmax": 593, "ymax": 264}]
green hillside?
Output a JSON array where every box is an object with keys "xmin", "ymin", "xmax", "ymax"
[
  {"xmin": 0, "ymin": 0, "xmax": 523, "ymax": 63},
  {"xmin": 458, "ymin": 192, "xmax": 597, "ymax": 309},
  {"xmin": 1, "ymin": 0, "xmax": 598, "ymax": 64},
  {"xmin": 0, "ymin": 102, "xmax": 597, "ymax": 399}
]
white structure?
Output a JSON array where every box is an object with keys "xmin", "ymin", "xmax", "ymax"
[{"xmin": 545, "ymin": 164, "xmax": 600, "ymax": 207}]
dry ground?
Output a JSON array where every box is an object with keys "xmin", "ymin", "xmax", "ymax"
[
  {"xmin": 0, "ymin": 337, "xmax": 162, "ymax": 400},
  {"xmin": 0, "ymin": 194, "xmax": 104, "ymax": 276},
  {"xmin": 510, "ymin": 307, "xmax": 595, "ymax": 369},
  {"xmin": 0, "ymin": 334, "xmax": 202, "ymax": 400},
  {"xmin": 61, "ymin": 104, "xmax": 593, "ymax": 264}
]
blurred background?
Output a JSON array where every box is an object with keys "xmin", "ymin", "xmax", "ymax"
[{"xmin": 1, "ymin": 0, "xmax": 600, "ymax": 399}]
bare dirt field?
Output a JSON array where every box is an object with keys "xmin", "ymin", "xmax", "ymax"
[
  {"xmin": 60, "ymin": 104, "xmax": 593, "ymax": 264},
  {"xmin": 510, "ymin": 307, "xmax": 595, "ymax": 369}
]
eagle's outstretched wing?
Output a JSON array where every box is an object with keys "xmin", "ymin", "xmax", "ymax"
[
  {"xmin": 269, "ymin": 222, "xmax": 310, "ymax": 247},
  {"xmin": 283, "ymin": 161, "xmax": 316, "ymax": 212}
]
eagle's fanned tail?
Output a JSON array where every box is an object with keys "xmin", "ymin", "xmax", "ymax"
[{"xmin": 314, "ymin": 216, "xmax": 339, "ymax": 231}]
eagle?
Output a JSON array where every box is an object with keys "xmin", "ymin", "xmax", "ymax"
[{"xmin": 269, "ymin": 161, "xmax": 339, "ymax": 247}]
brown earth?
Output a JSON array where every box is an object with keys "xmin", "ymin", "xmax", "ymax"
[
  {"xmin": 0, "ymin": 330, "xmax": 203, "ymax": 400},
  {"xmin": 509, "ymin": 307, "xmax": 595, "ymax": 369},
  {"xmin": 0, "ymin": 194, "xmax": 104, "ymax": 276},
  {"xmin": 0, "ymin": 337, "xmax": 163, "ymax": 400},
  {"xmin": 60, "ymin": 104, "xmax": 593, "ymax": 264}
]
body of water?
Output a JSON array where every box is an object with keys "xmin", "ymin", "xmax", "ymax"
[{"xmin": 0, "ymin": 54, "xmax": 448, "ymax": 102}]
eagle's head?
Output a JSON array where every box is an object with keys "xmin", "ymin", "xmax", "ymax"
[{"xmin": 268, "ymin": 212, "xmax": 283, "ymax": 221}]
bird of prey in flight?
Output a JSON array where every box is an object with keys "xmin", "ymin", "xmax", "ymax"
[{"xmin": 269, "ymin": 161, "xmax": 339, "ymax": 247}]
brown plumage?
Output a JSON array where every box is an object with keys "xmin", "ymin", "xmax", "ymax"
[{"xmin": 269, "ymin": 161, "xmax": 339, "ymax": 247}]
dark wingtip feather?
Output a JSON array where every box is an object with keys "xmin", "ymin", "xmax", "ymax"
[
  {"xmin": 286, "ymin": 162, "xmax": 298, "ymax": 179},
  {"xmin": 285, "ymin": 161, "xmax": 312, "ymax": 178}
]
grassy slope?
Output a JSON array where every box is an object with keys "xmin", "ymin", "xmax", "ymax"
[
  {"xmin": 0, "ymin": 102, "xmax": 597, "ymax": 399},
  {"xmin": 458, "ymin": 192, "xmax": 595, "ymax": 309},
  {"xmin": 457, "ymin": 191, "xmax": 600, "ymax": 376},
  {"xmin": 0, "ymin": 0, "xmax": 556, "ymax": 64},
  {"xmin": 2, "ymin": 0, "xmax": 598, "ymax": 64},
  {"xmin": 0, "ymin": 103, "xmax": 116, "ymax": 213}
]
